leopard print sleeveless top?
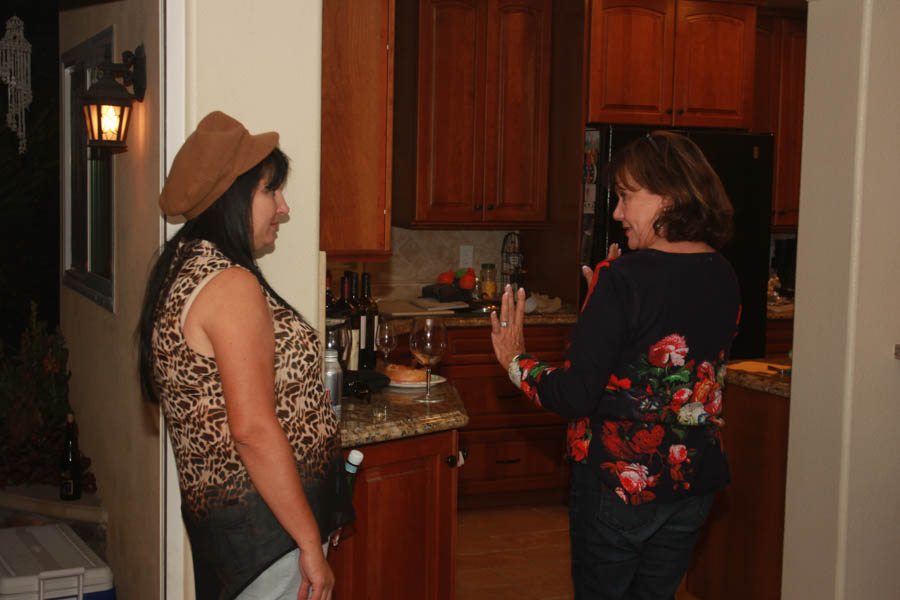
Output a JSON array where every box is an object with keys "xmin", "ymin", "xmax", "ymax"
[{"xmin": 151, "ymin": 240, "xmax": 349, "ymax": 597}]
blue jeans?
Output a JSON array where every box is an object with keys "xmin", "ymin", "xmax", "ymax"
[{"xmin": 568, "ymin": 463, "xmax": 715, "ymax": 600}]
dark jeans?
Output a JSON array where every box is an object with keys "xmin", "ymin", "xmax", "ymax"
[{"xmin": 568, "ymin": 462, "xmax": 715, "ymax": 600}]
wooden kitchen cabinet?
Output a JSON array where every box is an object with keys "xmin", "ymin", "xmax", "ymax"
[
  {"xmin": 772, "ymin": 16, "xmax": 805, "ymax": 229},
  {"xmin": 440, "ymin": 325, "xmax": 573, "ymax": 506},
  {"xmin": 392, "ymin": 0, "xmax": 552, "ymax": 228},
  {"xmin": 752, "ymin": 10, "xmax": 806, "ymax": 230},
  {"xmin": 328, "ymin": 430, "xmax": 459, "ymax": 600},
  {"xmin": 686, "ymin": 383, "xmax": 790, "ymax": 600},
  {"xmin": 587, "ymin": 0, "xmax": 757, "ymax": 129},
  {"xmin": 320, "ymin": 0, "xmax": 394, "ymax": 260}
]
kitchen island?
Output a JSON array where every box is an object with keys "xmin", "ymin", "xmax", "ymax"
[
  {"xmin": 686, "ymin": 359, "xmax": 792, "ymax": 600},
  {"xmin": 329, "ymin": 383, "xmax": 467, "ymax": 600}
]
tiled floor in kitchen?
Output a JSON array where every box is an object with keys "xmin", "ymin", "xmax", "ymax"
[{"xmin": 456, "ymin": 502, "xmax": 698, "ymax": 600}]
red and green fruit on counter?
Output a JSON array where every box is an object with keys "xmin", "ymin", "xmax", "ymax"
[{"xmin": 437, "ymin": 267, "xmax": 476, "ymax": 290}]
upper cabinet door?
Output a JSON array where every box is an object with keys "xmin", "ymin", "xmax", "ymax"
[
  {"xmin": 483, "ymin": 0, "xmax": 552, "ymax": 222},
  {"xmin": 587, "ymin": 0, "xmax": 676, "ymax": 125},
  {"xmin": 772, "ymin": 17, "xmax": 806, "ymax": 229},
  {"xmin": 415, "ymin": 0, "xmax": 487, "ymax": 223},
  {"xmin": 673, "ymin": 1, "xmax": 756, "ymax": 128},
  {"xmin": 320, "ymin": 0, "xmax": 395, "ymax": 259},
  {"xmin": 751, "ymin": 15, "xmax": 780, "ymax": 133}
]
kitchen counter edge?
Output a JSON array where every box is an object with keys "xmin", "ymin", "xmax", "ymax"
[{"xmin": 339, "ymin": 383, "xmax": 468, "ymax": 448}]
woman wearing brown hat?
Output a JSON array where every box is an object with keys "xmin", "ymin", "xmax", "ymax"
[{"xmin": 138, "ymin": 111, "xmax": 350, "ymax": 600}]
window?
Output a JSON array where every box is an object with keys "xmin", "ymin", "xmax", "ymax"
[{"xmin": 61, "ymin": 28, "xmax": 114, "ymax": 311}]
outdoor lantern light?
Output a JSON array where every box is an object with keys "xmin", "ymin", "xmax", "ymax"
[{"xmin": 82, "ymin": 44, "xmax": 145, "ymax": 150}]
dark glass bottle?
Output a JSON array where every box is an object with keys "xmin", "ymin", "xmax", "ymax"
[
  {"xmin": 60, "ymin": 413, "xmax": 82, "ymax": 501},
  {"xmin": 358, "ymin": 273, "xmax": 379, "ymax": 369},
  {"xmin": 346, "ymin": 273, "xmax": 362, "ymax": 371},
  {"xmin": 325, "ymin": 270, "xmax": 335, "ymax": 311}
]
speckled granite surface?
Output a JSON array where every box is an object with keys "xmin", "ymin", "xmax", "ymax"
[
  {"xmin": 339, "ymin": 382, "xmax": 468, "ymax": 448},
  {"xmin": 389, "ymin": 312, "xmax": 578, "ymax": 334},
  {"xmin": 726, "ymin": 362, "xmax": 791, "ymax": 398},
  {"xmin": 767, "ymin": 302, "xmax": 794, "ymax": 319}
]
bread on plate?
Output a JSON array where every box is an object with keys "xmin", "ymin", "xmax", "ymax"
[{"xmin": 379, "ymin": 363, "xmax": 428, "ymax": 383}]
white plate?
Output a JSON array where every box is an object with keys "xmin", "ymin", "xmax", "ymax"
[{"xmin": 387, "ymin": 374, "xmax": 447, "ymax": 388}]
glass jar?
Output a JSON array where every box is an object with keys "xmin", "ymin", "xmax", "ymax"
[{"xmin": 480, "ymin": 263, "xmax": 497, "ymax": 299}]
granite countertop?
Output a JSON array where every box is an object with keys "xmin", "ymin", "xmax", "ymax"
[
  {"xmin": 340, "ymin": 382, "xmax": 468, "ymax": 448},
  {"xmin": 767, "ymin": 302, "xmax": 794, "ymax": 319},
  {"xmin": 725, "ymin": 358, "xmax": 792, "ymax": 398},
  {"xmin": 389, "ymin": 311, "xmax": 578, "ymax": 334}
]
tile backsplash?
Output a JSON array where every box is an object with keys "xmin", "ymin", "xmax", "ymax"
[{"xmin": 328, "ymin": 227, "xmax": 512, "ymax": 301}]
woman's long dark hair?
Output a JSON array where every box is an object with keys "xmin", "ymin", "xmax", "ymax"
[{"xmin": 138, "ymin": 148, "xmax": 299, "ymax": 404}]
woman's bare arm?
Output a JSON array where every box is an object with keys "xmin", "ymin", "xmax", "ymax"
[{"xmin": 188, "ymin": 267, "xmax": 333, "ymax": 599}]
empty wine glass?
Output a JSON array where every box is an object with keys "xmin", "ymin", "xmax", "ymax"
[
  {"xmin": 376, "ymin": 320, "xmax": 397, "ymax": 364},
  {"xmin": 409, "ymin": 316, "xmax": 447, "ymax": 403}
]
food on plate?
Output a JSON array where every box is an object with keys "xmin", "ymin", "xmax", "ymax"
[{"xmin": 379, "ymin": 362, "xmax": 428, "ymax": 383}]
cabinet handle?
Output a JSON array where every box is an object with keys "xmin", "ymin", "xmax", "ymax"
[
  {"xmin": 445, "ymin": 455, "xmax": 458, "ymax": 468},
  {"xmin": 487, "ymin": 204, "xmax": 494, "ymax": 210},
  {"xmin": 778, "ymin": 210, "xmax": 787, "ymax": 216},
  {"xmin": 474, "ymin": 204, "xmax": 483, "ymax": 210},
  {"xmin": 495, "ymin": 458, "xmax": 522, "ymax": 465}
]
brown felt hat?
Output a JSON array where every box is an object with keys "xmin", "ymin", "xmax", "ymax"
[{"xmin": 159, "ymin": 111, "xmax": 279, "ymax": 219}]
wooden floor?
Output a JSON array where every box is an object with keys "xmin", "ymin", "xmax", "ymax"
[{"xmin": 456, "ymin": 503, "xmax": 698, "ymax": 600}]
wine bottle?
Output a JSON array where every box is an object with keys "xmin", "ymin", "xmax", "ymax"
[
  {"xmin": 358, "ymin": 273, "xmax": 379, "ymax": 369},
  {"xmin": 347, "ymin": 272, "xmax": 361, "ymax": 371},
  {"xmin": 331, "ymin": 276, "xmax": 353, "ymax": 367},
  {"xmin": 325, "ymin": 270, "xmax": 335, "ymax": 312},
  {"xmin": 60, "ymin": 413, "xmax": 82, "ymax": 501}
]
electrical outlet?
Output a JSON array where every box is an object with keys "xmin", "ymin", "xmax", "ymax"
[{"xmin": 459, "ymin": 245, "xmax": 474, "ymax": 269}]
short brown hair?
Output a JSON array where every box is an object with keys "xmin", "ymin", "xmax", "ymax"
[{"xmin": 609, "ymin": 130, "xmax": 734, "ymax": 249}]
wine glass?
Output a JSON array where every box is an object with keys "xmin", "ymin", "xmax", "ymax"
[
  {"xmin": 376, "ymin": 320, "xmax": 398, "ymax": 364},
  {"xmin": 409, "ymin": 316, "xmax": 447, "ymax": 403}
]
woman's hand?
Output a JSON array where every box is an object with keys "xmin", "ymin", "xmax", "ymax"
[
  {"xmin": 297, "ymin": 544, "xmax": 334, "ymax": 600},
  {"xmin": 581, "ymin": 243, "xmax": 621, "ymax": 286},
  {"xmin": 490, "ymin": 285, "xmax": 527, "ymax": 368}
]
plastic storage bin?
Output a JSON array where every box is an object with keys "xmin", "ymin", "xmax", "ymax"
[{"xmin": 0, "ymin": 523, "xmax": 114, "ymax": 600}]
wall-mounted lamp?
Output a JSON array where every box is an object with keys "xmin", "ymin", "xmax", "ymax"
[{"xmin": 82, "ymin": 44, "xmax": 145, "ymax": 150}]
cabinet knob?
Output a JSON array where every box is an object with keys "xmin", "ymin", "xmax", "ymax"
[
  {"xmin": 444, "ymin": 455, "xmax": 458, "ymax": 468},
  {"xmin": 666, "ymin": 108, "xmax": 673, "ymax": 115},
  {"xmin": 677, "ymin": 109, "xmax": 684, "ymax": 115},
  {"xmin": 474, "ymin": 204, "xmax": 483, "ymax": 210},
  {"xmin": 487, "ymin": 204, "xmax": 494, "ymax": 211}
]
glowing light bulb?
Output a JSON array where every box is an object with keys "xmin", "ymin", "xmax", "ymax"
[{"xmin": 100, "ymin": 105, "xmax": 121, "ymax": 140}]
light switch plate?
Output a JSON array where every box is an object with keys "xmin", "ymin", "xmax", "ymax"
[{"xmin": 459, "ymin": 245, "xmax": 473, "ymax": 269}]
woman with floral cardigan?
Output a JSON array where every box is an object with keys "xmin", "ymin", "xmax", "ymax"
[{"xmin": 491, "ymin": 131, "xmax": 741, "ymax": 600}]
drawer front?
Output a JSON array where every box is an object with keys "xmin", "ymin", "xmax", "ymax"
[
  {"xmin": 444, "ymin": 325, "xmax": 572, "ymax": 365},
  {"xmin": 459, "ymin": 426, "xmax": 569, "ymax": 495},
  {"xmin": 443, "ymin": 363, "xmax": 565, "ymax": 429}
]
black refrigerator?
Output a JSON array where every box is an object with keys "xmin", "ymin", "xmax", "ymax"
[{"xmin": 582, "ymin": 125, "xmax": 773, "ymax": 360}]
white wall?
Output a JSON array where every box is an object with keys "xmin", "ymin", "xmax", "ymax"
[
  {"xmin": 183, "ymin": 0, "xmax": 323, "ymax": 321},
  {"xmin": 782, "ymin": 0, "xmax": 900, "ymax": 598}
]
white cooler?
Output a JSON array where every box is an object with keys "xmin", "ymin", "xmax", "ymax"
[{"xmin": 0, "ymin": 523, "xmax": 114, "ymax": 600}]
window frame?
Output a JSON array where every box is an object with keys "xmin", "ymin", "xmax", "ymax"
[{"xmin": 60, "ymin": 28, "xmax": 115, "ymax": 311}]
